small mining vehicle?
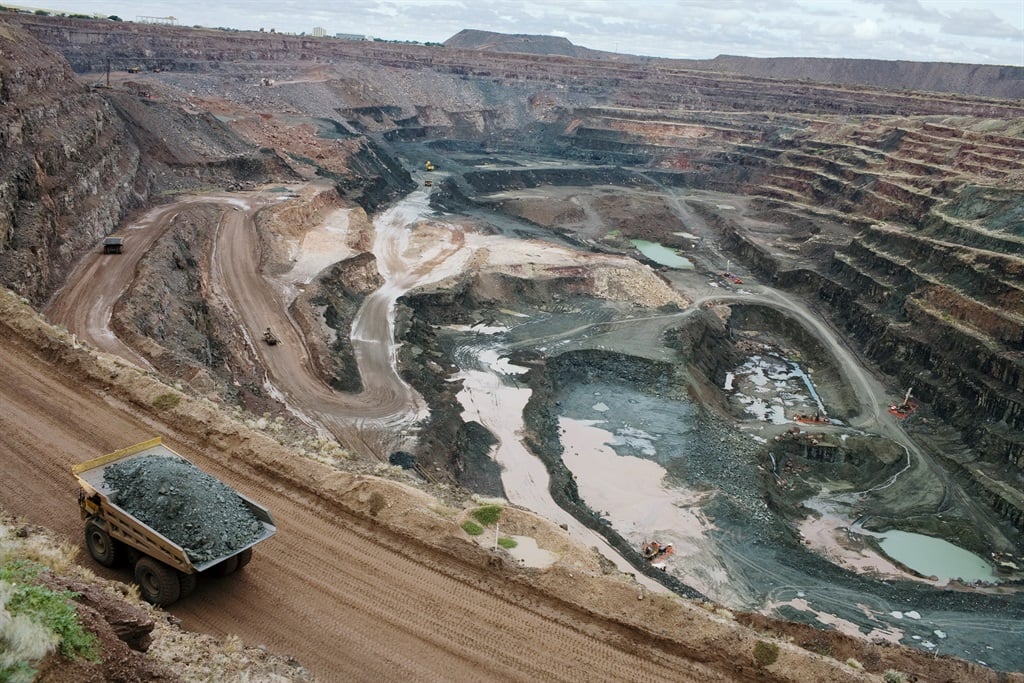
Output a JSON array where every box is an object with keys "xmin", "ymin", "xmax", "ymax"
[
  {"xmin": 73, "ymin": 437, "xmax": 276, "ymax": 606},
  {"xmin": 102, "ymin": 236, "xmax": 124, "ymax": 254}
]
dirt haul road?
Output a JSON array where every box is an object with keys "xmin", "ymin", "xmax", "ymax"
[
  {"xmin": 0, "ymin": 310, "xmax": 770, "ymax": 683},
  {"xmin": 46, "ymin": 187, "xmax": 474, "ymax": 460}
]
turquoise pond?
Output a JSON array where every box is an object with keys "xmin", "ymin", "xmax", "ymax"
[
  {"xmin": 877, "ymin": 530, "xmax": 997, "ymax": 583},
  {"xmin": 631, "ymin": 240, "xmax": 694, "ymax": 269}
]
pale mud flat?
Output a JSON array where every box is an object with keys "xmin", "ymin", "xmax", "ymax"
[
  {"xmin": 481, "ymin": 533, "xmax": 559, "ymax": 569},
  {"xmin": 455, "ymin": 365, "xmax": 667, "ymax": 591},
  {"xmin": 764, "ymin": 596, "xmax": 906, "ymax": 646},
  {"xmin": 798, "ymin": 509, "xmax": 934, "ymax": 583},
  {"xmin": 558, "ymin": 416, "xmax": 743, "ymax": 603},
  {"xmin": 283, "ymin": 207, "xmax": 358, "ymax": 287}
]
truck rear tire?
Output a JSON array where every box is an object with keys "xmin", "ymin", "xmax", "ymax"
[
  {"xmin": 135, "ymin": 557, "xmax": 182, "ymax": 606},
  {"xmin": 178, "ymin": 571, "xmax": 198, "ymax": 598},
  {"xmin": 85, "ymin": 519, "xmax": 120, "ymax": 567},
  {"xmin": 236, "ymin": 547, "xmax": 253, "ymax": 568}
]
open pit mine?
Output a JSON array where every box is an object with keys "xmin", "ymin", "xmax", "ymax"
[{"xmin": 1, "ymin": 11, "xmax": 1023, "ymax": 683}]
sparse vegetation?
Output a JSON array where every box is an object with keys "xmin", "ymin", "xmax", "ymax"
[
  {"xmin": 367, "ymin": 491, "xmax": 386, "ymax": 516},
  {"xmin": 152, "ymin": 392, "xmax": 181, "ymax": 410},
  {"xmin": 752, "ymin": 640, "xmax": 779, "ymax": 668},
  {"xmin": 883, "ymin": 671, "xmax": 907, "ymax": 683},
  {"xmin": 0, "ymin": 558, "xmax": 98, "ymax": 681},
  {"xmin": 471, "ymin": 505, "xmax": 502, "ymax": 526},
  {"xmin": 461, "ymin": 520, "xmax": 484, "ymax": 535},
  {"xmin": 497, "ymin": 537, "xmax": 518, "ymax": 549}
]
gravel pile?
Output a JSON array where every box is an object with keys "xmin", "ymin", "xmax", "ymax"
[{"xmin": 104, "ymin": 455, "xmax": 266, "ymax": 564}]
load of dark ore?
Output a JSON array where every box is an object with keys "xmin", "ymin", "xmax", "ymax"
[{"xmin": 103, "ymin": 455, "xmax": 265, "ymax": 564}]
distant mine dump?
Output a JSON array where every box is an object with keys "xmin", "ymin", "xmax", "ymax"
[{"xmin": 3, "ymin": 11, "xmax": 1024, "ymax": 682}]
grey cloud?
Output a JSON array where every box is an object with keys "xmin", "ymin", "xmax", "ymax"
[
  {"xmin": 941, "ymin": 8, "xmax": 1024, "ymax": 39},
  {"xmin": 861, "ymin": 0, "xmax": 941, "ymax": 21}
]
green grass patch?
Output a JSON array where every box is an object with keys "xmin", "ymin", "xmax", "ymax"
[
  {"xmin": 1, "ymin": 558, "xmax": 99, "ymax": 674},
  {"xmin": 497, "ymin": 537, "xmax": 518, "ymax": 549},
  {"xmin": 151, "ymin": 393, "xmax": 181, "ymax": 411},
  {"xmin": 752, "ymin": 640, "xmax": 779, "ymax": 668},
  {"xmin": 461, "ymin": 520, "xmax": 484, "ymax": 536},
  {"xmin": 471, "ymin": 505, "xmax": 502, "ymax": 526}
]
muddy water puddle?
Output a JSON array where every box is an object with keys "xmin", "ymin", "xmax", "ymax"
[{"xmin": 726, "ymin": 352, "xmax": 827, "ymax": 424}]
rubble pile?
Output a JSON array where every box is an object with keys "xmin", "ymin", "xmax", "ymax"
[{"xmin": 104, "ymin": 455, "xmax": 265, "ymax": 564}]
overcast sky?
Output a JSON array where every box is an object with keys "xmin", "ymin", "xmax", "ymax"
[{"xmin": 22, "ymin": 0, "xmax": 1024, "ymax": 66}]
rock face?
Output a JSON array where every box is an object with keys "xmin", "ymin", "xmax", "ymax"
[
  {"xmin": 710, "ymin": 117, "xmax": 1024, "ymax": 530},
  {"xmin": 444, "ymin": 29, "xmax": 588, "ymax": 58},
  {"xmin": 687, "ymin": 55, "xmax": 1024, "ymax": 100},
  {"xmin": 303, "ymin": 252, "xmax": 385, "ymax": 393},
  {"xmin": 0, "ymin": 17, "xmax": 413, "ymax": 307},
  {"xmin": 447, "ymin": 30, "xmax": 1024, "ymax": 100},
  {"xmin": 0, "ymin": 21, "xmax": 144, "ymax": 305}
]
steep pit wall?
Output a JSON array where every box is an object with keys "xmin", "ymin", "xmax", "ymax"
[
  {"xmin": 664, "ymin": 307, "xmax": 743, "ymax": 401},
  {"xmin": 462, "ymin": 166, "xmax": 652, "ymax": 194},
  {"xmin": 396, "ymin": 295, "xmax": 503, "ymax": 495},
  {"xmin": 766, "ymin": 433, "xmax": 908, "ymax": 509},
  {"xmin": 0, "ymin": 21, "xmax": 146, "ymax": 305},
  {"xmin": 325, "ymin": 137, "xmax": 416, "ymax": 212},
  {"xmin": 105, "ymin": 91, "xmax": 278, "ymax": 190},
  {"xmin": 15, "ymin": 15, "xmax": 1024, "ymax": 116},
  {"xmin": 687, "ymin": 191, "xmax": 1024, "ymax": 532},
  {"xmin": 812, "ymin": 269, "xmax": 1024, "ymax": 532}
]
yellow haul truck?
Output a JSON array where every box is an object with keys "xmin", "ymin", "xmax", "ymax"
[{"xmin": 73, "ymin": 437, "xmax": 276, "ymax": 606}]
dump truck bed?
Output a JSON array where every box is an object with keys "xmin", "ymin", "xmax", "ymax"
[{"xmin": 73, "ymin": 438, "xmax": 276, "ymax": 573}]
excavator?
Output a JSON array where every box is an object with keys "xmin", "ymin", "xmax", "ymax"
[
  {"xmin": 263, "ymin": 327, "xmax": 279, "ymax": 346},
  {"xmin": 641, "ymin": 540, "xmax": 674, "ymax": 569},
  {"xmin": 888, "ymin": 386, "xmax": 915, "ymax": 418}
]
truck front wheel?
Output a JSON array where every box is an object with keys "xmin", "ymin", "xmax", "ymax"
[
  {"xmin": 135, "ymin": 557, "xmax": 182, "ymax": 606},
  {"xmin": 85, "ymin": 519, "xmax": 120, "ymax": 567}
]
